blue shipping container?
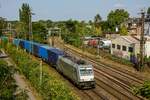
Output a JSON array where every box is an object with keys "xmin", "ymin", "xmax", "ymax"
[
  {"xmin": 39, "ymin": 46, "xmax": 49, "ymax": 60},
  {"xmin": 24, "ymin": 41, "xmax": 33, "ymax": 53},
  {"xmin": 47, "ymin": 47, "xmax": 64, "ymax": 65}
]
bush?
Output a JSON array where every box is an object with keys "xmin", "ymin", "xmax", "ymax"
[
  {"xmin": 5, "ymin": 44, "xmax": 79, "ymax": 100},
  {"xmin": 0, "ymin": 59, "xmax": 28, "ymax": 99},
  {"xmin": 133, "ymin": 81, "xmax": 150, "ymax": 99},
  {"xmin": 62, "ymin": 33, "xmax": 82, "ymax": 47}
]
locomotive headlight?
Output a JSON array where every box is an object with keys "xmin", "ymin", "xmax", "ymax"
[
  {"xmin": 81, "ymin": 79, "xmax": 84, "ymax": 82},
  {"xmin": 90, "ymin": 78, "xmax": 93, "ymax": 81}
]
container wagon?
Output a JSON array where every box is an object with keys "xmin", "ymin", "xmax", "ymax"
[{"xmin": 9, "ymin": 38, "xmax": 96, "ymax": 89}]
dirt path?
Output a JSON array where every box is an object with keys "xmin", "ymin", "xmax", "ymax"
[
  {"xmin": 14, "ymin": 74, "xmax": 37, "ymax": 100},
  {"xmin": 0, "ymin": 49, "xmax": 42, "ymax": 100}
]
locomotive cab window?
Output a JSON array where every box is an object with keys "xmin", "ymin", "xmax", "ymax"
[{"xmin": 80, "ymin": 68, "xmax": 93, "ymax": 76}]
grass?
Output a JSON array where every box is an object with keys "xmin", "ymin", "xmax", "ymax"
[{"xmin": 4, "ymin": 43, "xmax": 80, "ymax": 100}]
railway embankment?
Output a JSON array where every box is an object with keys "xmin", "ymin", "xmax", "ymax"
[
  {"xmin": 0, "ymin": 56, "xmax": 29, "ymax": 99},
  {"xmin": 3, "ymin": 44, "xmax": 79, "ymax": 100}
]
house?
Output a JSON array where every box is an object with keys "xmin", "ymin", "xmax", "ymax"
[
  {"xmin": 126, "ymin": 18, "xmax": 142, "ymax": 36},
  {"xmin": 105, "ymin": 33, "xmax": 120, "ymax": 40},
  {"xmin": 144, "ymin": 22, "xmax": 150, "ymax": 36},
  {"xmin": 111, "ymin": 36, "xmax": 150, "ymax": 61},
  {"xmin": 125, "ymin": 17, "xmax": 150, "ymax": 36}
]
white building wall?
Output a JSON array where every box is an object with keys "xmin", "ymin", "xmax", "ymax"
[
  {"xmin": 111, "ymin": 36, "xmax": 150, "ymax": 61},
  {"xmin": 145, "ymin": 41, "xmax": 150, "ymax": 57},
  {"xmin": 144, "ymin": 22, "xmax": 150, "ymax": 35},
  {"xmin": 134, "ymin": 43, "xmax": 140, "ymax": 56},
  {"xmin": 111, "ymin": 37, "xmax": 133, "ymax": 60}
]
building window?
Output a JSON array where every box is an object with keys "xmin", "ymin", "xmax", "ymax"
[
  {"xmin": 128, "ymin": 47, "xmax": 133, "ymax": 52},
  {"xmin": 112, "ymin": 44, "xmax": 115, "ymax": 48},
  {"xmin": 122, "ymin": 46, "xmax": 126, "ymax": 51},
  {"xmin": 117, "ymin": 45, "xmax": 121, "ymax": 50}
]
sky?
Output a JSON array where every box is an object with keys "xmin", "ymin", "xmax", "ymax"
[{"xmin": 0, "ymin": 0, "xmax": 150, "ymax": 21}]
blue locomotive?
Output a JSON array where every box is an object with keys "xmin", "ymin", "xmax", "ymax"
[{"xmin": 12, "ymin": 38, "xmax": 95, "ymax": 89}]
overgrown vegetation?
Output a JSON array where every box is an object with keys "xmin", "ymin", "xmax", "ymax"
[
  {"xmin": 4, "ymin": 44, "xmax": 79, "ymax": 100},
  {"xmin": 0, "ymin": 17, "xmax": 7, "ymax": 36},
  {"xmin": 84, "ymin": 47, "xmax": 133, "ymax": 66},
  {"xmin": 12, "ymin": 3, "xmax": 131, "ymax": 47},
  {"xmin": 133, "ymin": 81, "xmax": 150, "ymax": 99},
  {"xmin": 0, "ymin": 59, "xmax": 28, "ymax": 99},
  {"xmin": 145, "ymin": 57, "xmax": 150, "ymax": 67}
]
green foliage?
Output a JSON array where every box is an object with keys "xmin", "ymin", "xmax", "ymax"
[
  {"xmin": 101, "ymin": 21, "xmax": 111, "ymax": 32},
  {"xmin": 133, "ymin": 81, "xmax": 150, "ymax": 99},
  {"xmin": 147, "ymin": 7, "xmax": 150, "ymax": 15},
  {"xmin": 85, "ymin": 47, "xmax": 133, "ymax": 66},
  {"xmin": 5, "ymin": 44, "xmax": 79, "ymax": 100},
  {"xmin": 144, "ymin": 57, "xmax": 150, "ymax": 67},
  {"xmin": 65, "ymin": 19, "xmax": 77, "ymax": 33},
  {"xmin": 0, "ymin": 17, "xmax": 7, "ymax": 36},
  {"xmin": 46, "ymin": 20, "xmax": 53, "ymax": 28},
  {"xmin": 61, "ymin": 20, "xmax": 88, "ymax": 47},
  {"xmin": 147, "ymin": 7, "xmax": 150, "ymax": 19},
  {"xmin": 94, "ymin": 14, "xmax": 102, "ymax": 36},
  {"xmin": 0, "ymin": 37, "xmax": 9, "ymax": 49},
  {"xmin": 107, "ymin": 9, "xmax": 129, "ymax": 32},
  {"xmin": 19, "ymin": 3, "xmax": 31, "ymax": 39},
  {"xmin": 0, "ymin": 59, "xmax": 27, "ymax": 99},
  {"xmin": 119, "ymin": 25, "xmax": 128, "ymax": 35},
  {"xmin": 32, "ymin": 21, "xmax": 47, "ymax": 43},
  {"xmin": 62, "ymin": 32, "xmax": 82, "ymax": 47}
]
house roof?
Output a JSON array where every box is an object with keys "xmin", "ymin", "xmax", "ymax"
[
  {"xmin": 133, "ymin": 35, "xmax": 150, "ymax": 42},
  {"xmin": 121, "ymin": 36, "xmax": 139, "ymax": 44}
]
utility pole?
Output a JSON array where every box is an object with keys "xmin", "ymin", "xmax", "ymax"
[
  {"xmin": 39, "ymin": 60, "xmax": 43, "ymax": 87},
  {"xmin": 29, "ymin": 12, "xmax": 35, "ymax": 40},
  {"xmin": 29, "ymin": 12, "xmax": 31, "ymax": 40},
  {"xmin": 51, "ymin": 29, "xmax": 54, "ymax": 47},
  {"xmin": 139, "ymin": 10, "xmax": 145, "ymax": 70}
]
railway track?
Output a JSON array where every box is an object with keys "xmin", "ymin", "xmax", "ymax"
[
  {"xmin": 48, "ymin": 39, "xmax": 147, "ymax": 99},
  {"xmin": 64, "ymin": 45, "xmax": 145, "ymax": 83},
  {"xmin": 61, "ymin": 44, "xmax": 146, "ymax": 100}
]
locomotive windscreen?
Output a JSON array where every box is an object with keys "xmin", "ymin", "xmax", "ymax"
[{"xmin": 80, "ymin": 68, "xmax": 93, "ymax": 76}]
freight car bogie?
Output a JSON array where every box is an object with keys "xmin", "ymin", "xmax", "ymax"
[{"xmin": 78, "ymin": 81, "xmax": 95, "ymax": 89}]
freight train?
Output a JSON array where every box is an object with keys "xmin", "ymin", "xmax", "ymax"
[{"xmin": 0, "ymin": 37, "xmax": 95, "ymax": 89}]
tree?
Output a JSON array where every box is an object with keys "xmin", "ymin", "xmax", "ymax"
[
  {"xmin": 147, "ymin": 7, "xmax": 150, "ymax": 18},
  {"xmin": 94, "ymin": 14, "xmax": 102, "ymax": 36},
  {"xmin": 107, "ymin": 9, "xmax": 129, "ymax": 32},
  {"xmin": 119, "ymin": 25, "xmax": 128, "ymax": 35},
  {"xmin": 101, "ymin": 21, "xmax": 110, "ymax": 32},
  {"xmin": 147, "ymin": 7, "xmax": 150, "ymax": 15},
  {"xmin": 19, "ymin": 3, "xmax": 31, "ymax": 39},
  {"xmin": 65, "ymin": 19, "xmax": 77, "ymax": 33},
  {"xmin": 32, "ymin": 21, "xmax": 47, "ymax": 43},
  {"xmin": 0, "ymin": 17, "xmax": 7, "ymax": 36},
  {"xmin": 46, "ymin": 20, "xmax": 53, "ymax": 28},
  {"xmin": 15, "ymin": 22, "xmax": 26, "ymax": 38}
]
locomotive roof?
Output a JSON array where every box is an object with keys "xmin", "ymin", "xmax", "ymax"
[{"xmin": 63, "ymin": 52, "xmax": 87, "ymax": 65}]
